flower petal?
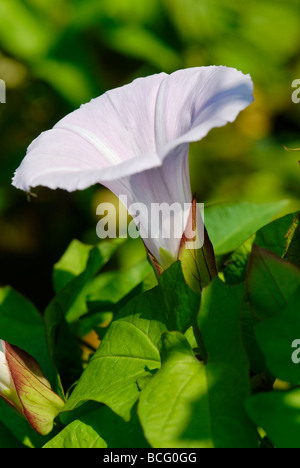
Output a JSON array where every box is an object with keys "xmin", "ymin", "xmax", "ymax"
[
  {"xmin": 106, "ymin": 146, "xmax": 192, "ymax": 262},
  {"xmin": 12, "ymin": 67, "xmax": 253, "ymax": 193},
  {"xmin": 0, "ymin": 340, "xmax": 23, "ymax": 412},
  {"xmin": 0, "ymin": 341, "xmax": 14, "ymax": 395},
  {"xmin": 12, "ymin": 73, "xmax": 167, "ymax": 192},
  {"xmin": 155, "ymin": 66, "xmax": 254, "ymax": 159}
]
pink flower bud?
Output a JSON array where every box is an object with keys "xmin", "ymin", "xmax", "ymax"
[{"xmin": 0, "ymin": 340, "xmax": 65, "ymax": 435}]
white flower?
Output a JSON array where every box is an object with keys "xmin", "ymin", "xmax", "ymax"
[
  {"xmin": 12, "ymin": 66, "xmax": 254, "ymax": 267},
  {"xmin": 0, "ymin": 340, "xmax": 22, "ymax": 409},
  {"xmin": 0, "ymin": 341, "xmax": 13, "ymax": 393}
]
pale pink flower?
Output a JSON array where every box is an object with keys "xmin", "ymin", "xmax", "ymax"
[{"xmin": 13, "ymin": 66, "xmax": 254, "ymax": 267}]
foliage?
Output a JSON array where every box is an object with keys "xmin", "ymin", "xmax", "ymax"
[
  {"xmin": 0, "ymin": 201, "xmax": 299, "ymax": 448},
  {"xmin": 0, "ymin": 0, "xmax": 300, "ymax": 449},
  {"xmin": 0, "ymin": 0, "xmax": 299, "ymax": 310}
]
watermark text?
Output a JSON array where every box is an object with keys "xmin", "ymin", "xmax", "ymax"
[
  {"xmin": 96, "ymin": 196, "xmax": 205, "ymax": 250},
  {"xmin": 291, "ymin": 79, "xmax": 300, "ymax": 104},
  {"xmin": 291, "ymin": 339, "xmax": 300, "ymax": 364},
  {"xmin": 0, "ymin": 79, "xmax": 6, "ymax": 103}
]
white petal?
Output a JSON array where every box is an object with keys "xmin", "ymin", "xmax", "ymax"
[
  {"xmin": 12, "ymin": 73, "xmax": 167, "ymax": 192},
  {"xmin": 155, "ymin": 66, "xmax": 254, "ymax": 159},
  {"xmin": 0, "ymin": 342, "xmax": 14, "ymax": 395},
  {"xmin": 12, "ymin": 67, "xmax": 253, "ymax": 193},
  {"xmin": 106, "ymin": 146, "xmax": 192, "ymax": 262}
]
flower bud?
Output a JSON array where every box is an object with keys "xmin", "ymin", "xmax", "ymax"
[
  {"xmin": 178, "ymin": 196, "xmax": 218, "ymax": 293},
  {"xmin": 0, "ymin": 341, "xmax": 23, "ymax": 412},
  {"xmin": 0, "ymin": 340, "xmax": 65, "ymax": 435}
]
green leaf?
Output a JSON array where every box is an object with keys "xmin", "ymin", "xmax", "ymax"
[
  {"xmin": 138, "ymin": 332, "xmax": 213, "ymax": 448},
  {"xmin": 73, "ymin": 0, "xmax": 161, "ymax": 28},
  {"xmin": 254, "ymin": 288, "xmax": 300, "ymax": 385},
  {"xmin": 48, "ymin": 239, "xmax": 122, "ymax": 324},
  {"xmin": 44, "ymin": 240, "xmax": 122, "ymax": 394},
  {"xmin": 53, "ymin": 239, "xmax": 122, "ymax": 294},
  {"xmin": 198, "ymin": 278, "xmax": 258, "ymax": 448},
  {"xmin": 53, "ymin": 239, "xmax": 95, "ymax": 292},
  {"xmin": 224, "ymin": 212, "xmax": 299, "ymax": 284},
  {"xmin": 33, "ymin": 59, "xmax": 95, "ymax": 106},
  {"xmin": 100, "ymin": 25, "xmax": 181, "ymax": 72},
  {"xmin": 81, "ymin": 260, "xmax": 152, "ymax": 316},
  {"xmin": 255, "ymin": 212, "xmax": 297, "ymax": 257},
  {"xmin": 45, "ymin": 418, "xmax": 107, "ymax": 448},
  {"xmin": 158, "ymin": 261, "xmax": 200, "ymax": 333},
  {"xmin": 0, "ymin": 419, "xmax": 25, "ymax": 448},
  {"xmin": 240, "ymin": 301, "xmax": 267, "ymax": 375},
  {"xmin": 0, "ymin": 398, "xmax": 52, "ymax": 448},
  {"xmin": 0, "ymin": 287, "xmax": 53, "ymax": 384},
  {"xmin": 247, "ymin": 246, "xmax": 300, "ymax": 320},
  {"xmin": 246, "ymin": 389, "xmax": 300, "ymax": 449},
  {"xmin": 44, "ymin": 305, "xmax": 83, "ymax": 397},
  {"xmin": 44, "ymin": 406, "xmax": 149, "ymax": 448},
  {"xmin": 70, "ymin": 259, "xmax": 153, "ymax": 338},
  {"xmin": 87, "ymin": 260, "xmax": 152, "ymax": 308},
  {"xmin": 62, "ymin": 262, "xmax": 199, "ymax": 421},
  {"xmin": 0, "ymin": 0, "xmax": 53, "ymax": 60},
  {"xmin": 138, "ymin": 280, "xmax": 258, "ymax": 448},
  {"xmin": 223, "ymin": 236, "xmax": 255, "ymax": 285},
  {"xmin": 205, "ymin": 201, "xmax": 289, "ymax": 255},
  {"xmin": 244, "ymin": 244, "xmax": 300, "ymax": 375},
  {"xmin": 62, "ymin": 291, "xmax": 164, "ymax": 421},
  {"xmin": 284, "ymin": 213, "xmax": 300, "ymax": 268}
]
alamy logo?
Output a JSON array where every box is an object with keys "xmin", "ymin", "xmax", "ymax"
[
  {"xmin": 291, "ymin": 339, "xmax": 300, "ymax": 364},
  {"xmin": 0, "ymin": 80, "xmax": 6, "ymax": 103},
  {"xmin": 96, "ymin": 195, "xmax": 205, "ymax": 250},
  {"xmin": 292, "ymin": 79, "xmax": 300, "ymax": 104}
]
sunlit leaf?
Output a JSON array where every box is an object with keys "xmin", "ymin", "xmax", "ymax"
[
  {"xmin": 255, "ymin": 212, "xmax": 297, "ymax": 257},
  {"xmin": 45, "ymin": 406, "xmax": 149, "ymax": 448},
  {"xmin": 62, "ymin": 263, "xmax": 199, "ymax": 421},
  {"xmin": 138, "ymin": 332, "xmax": 212, "ymax": 448},
  {"xmin": 247, "ymin": 245, "xmax": 300, "ymax": 319},
  {"xmin": 246, "ymin": 389, "xmax": 300, "ymax": 449},
  {"xmin": 205, "ymin": 201, "xmax": 289, "ymax": 255},
  {"xmin": 0, "ymin": 287, "xmax": 53, "ymax": 383},
  {"xmin": 254, "ymin": 288, "xmax": 300, "ymax": 385},
  {"xmin": 198, "ymin": 278, "xmax": 258, "ymax": 448},
  {"xmin": 283, "ymin": 213, "xmax": 300, "ymax": 268}
]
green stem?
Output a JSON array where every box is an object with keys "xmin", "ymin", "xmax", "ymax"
[{"xmin": 193, "ymin": 323, "xmax": 208, "ymax": 364}]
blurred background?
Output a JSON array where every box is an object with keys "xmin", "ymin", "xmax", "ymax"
[{"xmin": 0, "ymin": 0, "xmax": 299, "ymax": 310}]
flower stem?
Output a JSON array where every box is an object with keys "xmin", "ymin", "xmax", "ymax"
[{"xmin": 193, "ymin": 324, "xmax": 208, "ymax": 364}]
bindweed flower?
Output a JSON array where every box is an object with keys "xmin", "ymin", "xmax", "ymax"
[
  {"xmin": 0, "ymin": 341, "xmax": 22, "ymax": 411},
  {"xmin": 12, "ymin": 67, "xmax": 254, "ymax": 287},
  {"xmin": 0, "ymin": 340, "xmax": 65, "ymax": 436}
]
